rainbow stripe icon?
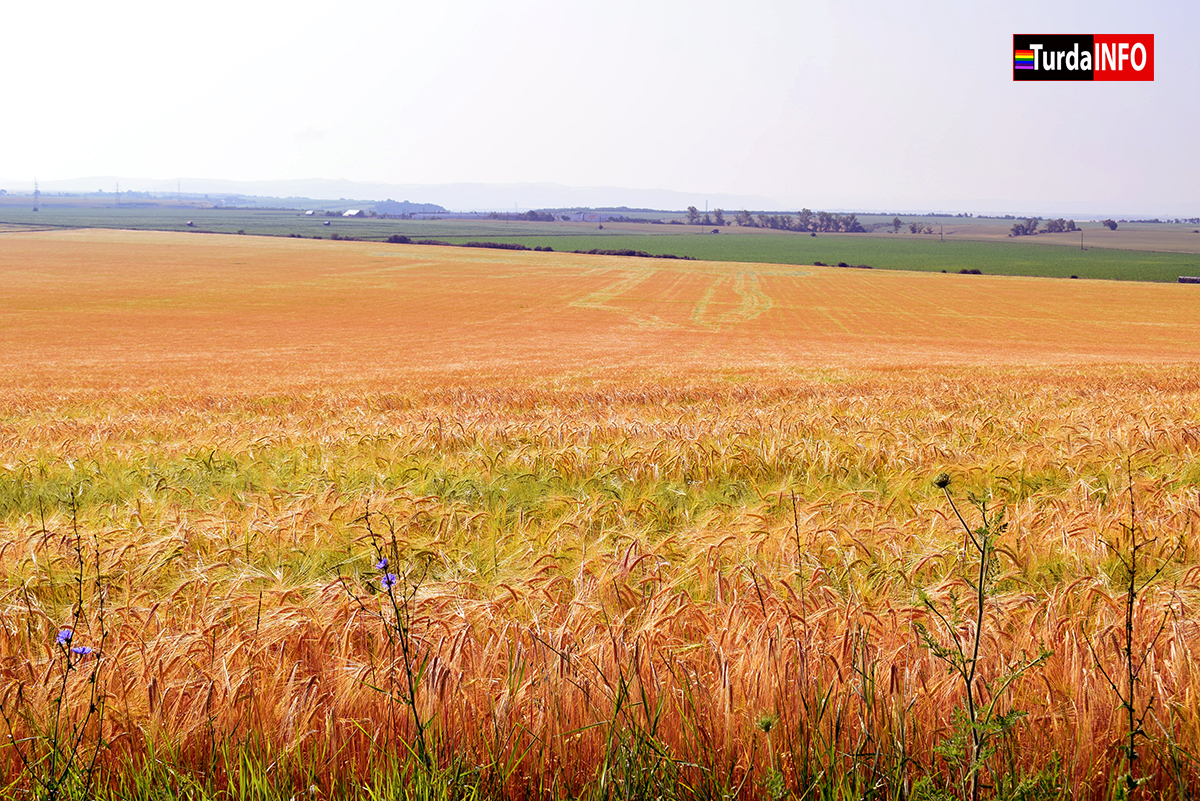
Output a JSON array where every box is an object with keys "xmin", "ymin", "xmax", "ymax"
[{"xmin": 1014, "ymin": 49, "xmax": 1035, "ymax": 69}]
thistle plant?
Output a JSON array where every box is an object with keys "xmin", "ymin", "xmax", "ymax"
[
  {"xmin": 1089, "ymin": 468, "xmax": 1180, "ymax": 799},
  {"xmin": 756, "ymin": 710, "xmax": 786, "ymax": 801},
  {"xmin": 917, "ymin": 474, "xmax": 1049, "ymax": 801}
]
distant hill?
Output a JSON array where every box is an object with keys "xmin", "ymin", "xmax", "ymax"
[
  {"xmin": 0, "ymin": 177, "xmax": 784, "ymax": 214},
  {"xmin": 373, "ymin": 199, "xmax": 447, "ymax": 215}
]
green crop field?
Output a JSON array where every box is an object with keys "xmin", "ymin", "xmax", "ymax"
[{"xmin": 435, "ymin": 233, "xmax": 1200, "ymax": 282}]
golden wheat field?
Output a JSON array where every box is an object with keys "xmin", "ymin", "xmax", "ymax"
[{"xmin": 2, "ymin": 229, "xmax": 1199, "ymax": 800}]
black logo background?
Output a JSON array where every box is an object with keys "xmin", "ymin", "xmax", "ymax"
[{"xmin": 1014, "ymin": 34, "xmax": 1094, "ymax": 81}]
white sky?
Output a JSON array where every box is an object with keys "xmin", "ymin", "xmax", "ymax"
[{"xmin": 4, "ymin": 0, "xmax": 1197, "ymax": 212}]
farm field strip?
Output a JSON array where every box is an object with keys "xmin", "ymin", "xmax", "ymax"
[
  {"xmin": 3, "ymin": 229, "xmax": 1199, "ymax": 394},
  {"xmin": 434, "ymin": 234, "xmax": 1200, "ymax": 282}
]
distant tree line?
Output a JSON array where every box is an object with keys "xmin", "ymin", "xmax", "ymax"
[
  {"xmin": 685, "ymin": 207, "xmax": 726, "ymax": 226},
  {"xmin": 1010, "ymin": 217, "xmax": 1079, "ymax": 236},
  {"xmin": 486, "ymin": 210, "xmax": 566, "ymax": 222},
  {"xmin": 1119, "ymin": 217, "xmax": 1200, "ymax": 224},
  {"xmin": 1010, "ymin": 218, "xmax": 1039, "ymax": 236},
  {"xmin": 719, "ymin": 207, "xmax": 866, "ymax": 233},
  {"xmin": 1044, "ymin": 218, "xmax": 1080, "ymax": 233}
]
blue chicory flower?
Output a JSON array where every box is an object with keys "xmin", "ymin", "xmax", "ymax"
[
  {"xmin": 72, "ymin": 646, "xmax": 93, "ymax": 656},
  {"xmin": 375, "ymin": 557, "xmax": 388, "ymax": 570},
  {"xmin": 56, "ymin": 629, "xmax": 73, "ymax": 646},
  {"xmin": 381, "ymin": 573, "xmax": 398, "ymax": 590}
]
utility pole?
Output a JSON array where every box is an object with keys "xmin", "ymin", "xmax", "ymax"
[
  {"xmin": 33, "ymin": 178, "xmax": 39, "ymax": 211},
  {"xmin": 116, "ymin": 181, "xmax": 121, "ymax": 205},
  {"xmin": 1080, "ymin": 230, "xmax": 1084, "ymax": 250}
]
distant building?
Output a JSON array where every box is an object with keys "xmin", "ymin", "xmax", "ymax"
[
  {"xmin": 343, "ymin": 209, "xmax": 364, "ymax": 218},
  {"xmin": 304, "ymin": 210, "xmax": 316, "ymax": 216}
]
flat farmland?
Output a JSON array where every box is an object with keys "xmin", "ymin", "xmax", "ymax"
[
  {"xmin": 433, "ymin": 234, "xmax": 1200, "ymax": 282},
  {"xmin": 5, "ymin": 207, "xmax": 1200, "ymax": 281},
  {"xmin": 3, "ymin": 229, "xmax": 1199, "ymax": 390},
  {"xmin": 932, "ymin": 222, "xmax": 1200, "ymax": 254},
  {"xmin": 1018, "ymin": 226, "xmax": 1200, "ymax": 254},
  {"xmin": 2, "ymin": 230, "xmax": 1200, "ymax": 800}
]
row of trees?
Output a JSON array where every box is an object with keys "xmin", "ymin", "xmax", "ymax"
[
  {"xmin": 684, "ymin": 206, "xmax": 868, "ymax": 233},
  {"xmin": 1010, "ymin": 217, "xmax": 1080, "ymax": 236},
  {"xmin": 673, "ymin": 209, "xmax": 1136, "ymax": 237},
  {"xmin": 487, "ymin": 210, "xmax": 566, "ymax": 222},
  {"xmin": 1045, "ymin": 218, "xmax": 1081, "ymax": 233},
  {"xmin": 685, "ymin": 206, "xmax": 725, "ymax": 226}
]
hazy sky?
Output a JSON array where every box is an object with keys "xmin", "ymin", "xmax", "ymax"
[{"xmin": 5, "ymin": 0, "xmax": 1198, "ymax": 212}]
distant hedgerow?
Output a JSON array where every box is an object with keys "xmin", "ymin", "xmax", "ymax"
[
  {"xmin": 572, "ymin": 248, "xmax": 693, "ymax": 260},
  {"xmin": 463, "ymin": 241, "xmax": 532, "ymax": 251}
]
